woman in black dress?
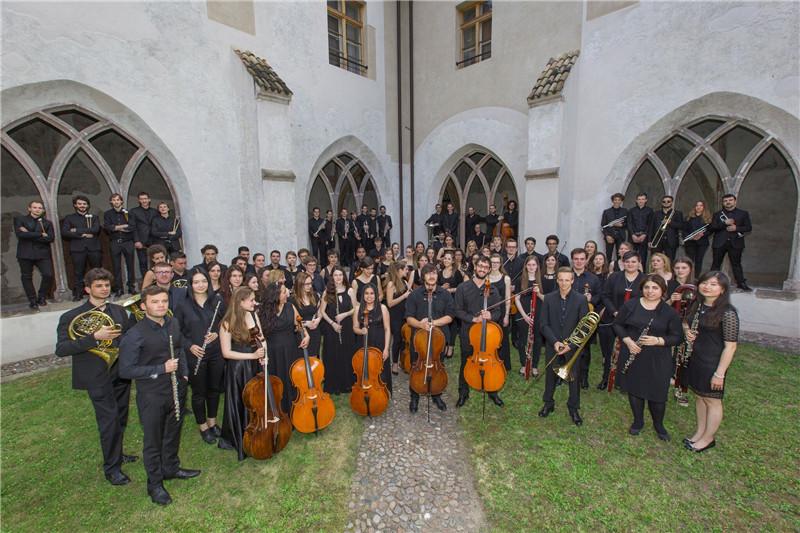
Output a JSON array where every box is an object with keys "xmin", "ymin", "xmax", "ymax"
[
  {"xmin": 352, "ymin": 257, "xmax": 383, "ymax": 302},
  {"xmin": 684, "ymin": 271, "xmax": 739, "ymax": 453},
  {"xmin": 385, "ymin": 262, "xmax": 411, "ymax": 374},
  {"xmin": 540, "ymin": 254, "xmax": 559, "ymax": 295},
  {"xmin": 352, "ymin": 283, "xmax": 392, "ymax": 394},
  {"xmin": 260, "ymin": 282, "xmax": 310, "ymax": 413},
  {"xmin": 291, "ymin": 271, "xmax": 322, "ymax": 356},
  {"xmin": 488, "ymin": 253, "xmax": 512, "ymax": 371},
  {"xmin": 218, "ymin": 287, "xmax": 263, "ymax": 459},
  {"xmin": 683, "ymin": 200, "xmax": 711, "ymax": 274},
  {"xmin": 412, "ymin": 254, "xmax": 429, "ymax": 289},
  {"xmin": 174, "ymin": 268, "xmax": 225, "ymax": 444},
  {"xmin": 613, "ymin": 274, "xmax": 683, "ymax": 441},
  {"xmin": 320, "ymin": 267, "xmax": 356, "ymax": 394},
  {"xmin": 438, "ymin": 250, "xmax": 463, "ymax": 358},
  {"xmin": 219, "ymin": 265, "xmax": 244, "ymax": 306},
  {"xmin": 668, "ymin": 257, "xmax": 696, "ymax": 406},
  {"xmin": 514, "ymin": 255, "xmax": 544, "ymax": 377}
]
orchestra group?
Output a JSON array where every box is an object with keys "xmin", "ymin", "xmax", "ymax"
[{"xmin": 14, "ymin": 190, "xmax": 745, "ymax": 505}]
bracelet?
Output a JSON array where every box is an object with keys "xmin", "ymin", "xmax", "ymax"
[{"xmin": 713, "ymin": 371, "xmax": 725, "ymax": 379}]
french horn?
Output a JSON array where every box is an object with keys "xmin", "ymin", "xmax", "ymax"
[{"xmin": 67, "ymin": 302, "xmax": 121, "ymax": 367}]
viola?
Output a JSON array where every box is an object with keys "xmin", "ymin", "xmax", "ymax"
[
  {"xmin": 409, "ymin": 287, "xmax": 448, "ymax": 396},
  {"xmin": 400, "ymin": 323, "xmax": 412, "ymax": 373},
  {"xmin": 290, "ymin": 315, "xmax": 335, "ymax": 434},
  {"xmin": 242, "ymin": 311, "xmax": 292, "ymax": 459},
  {"xmin": 350, "ymin": 306, "xmax": 390, "ymax": 417},
  {"xmin": 464, "ymin": 278, "xmax": 507, "ymax": 393}
]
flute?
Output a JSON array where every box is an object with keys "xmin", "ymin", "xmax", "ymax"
[
  {"xmin": 194, "ymin": 299, "xmax": 222, "ymax": 376},
  {"xmin": 168, "ymin": 334, "xmax": 180, "ymax": 422}
]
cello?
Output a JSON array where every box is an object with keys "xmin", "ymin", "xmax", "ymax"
[
  {"xmin": 409, "ymin": 287, "xmax": 448, "ymax": 418},
  {"xmin": 350, "ymin": 306, "xmax": 390, "ymax": 417},
  {"xmin": 464, "ymin": 279, "xmax": 507, "ymax": 400},
  {"xmin": 242, "ymin": 311, "xmax": 292, "ymax": 460},
  {"xmin": 290, "ymin": 315, "xmax": 335, "ymax": 434},
  {"xmin": 400, "ymin": 323, "xmax": 412, "ymax": 373}
]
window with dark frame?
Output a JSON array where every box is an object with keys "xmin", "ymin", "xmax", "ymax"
[
  {"xmin": 457, "ymin": 1, "xmax": 492, "ymax": 68},
  {"xmin": 328, "ymin": 1, "xmax": 367, "ymax": 76}
]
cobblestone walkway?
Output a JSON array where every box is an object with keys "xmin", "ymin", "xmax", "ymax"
[{"xmin": 345, "ymin": 368, "xmax": 486, "ymax": 532}]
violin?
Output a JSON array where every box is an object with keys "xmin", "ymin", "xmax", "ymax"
[
  {"xmin": 290, "ymin": 315, "xmax": 335, "ymax": 434},
  {"xmin": 350, "ymin": 305, "xmax": 390, "ymax": 417},
  {"xmin": 464, "ymin": 278, "xmax": 507, "ymax": 393},
  {"xmin": 409, "ymin": 287, "xmax": 448, "ymax": 396},
  {"xmin": 242, "ymin": 311, "xmax": 292, "ymax": 459},
  {"xmin": 400, "ymin": 323, "xmax": 412, "ymax": 373}
]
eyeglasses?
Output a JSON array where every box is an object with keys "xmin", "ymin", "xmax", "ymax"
[{"xmin": 155, "ymin": 271, "xmax": 172, "ymax": 275}]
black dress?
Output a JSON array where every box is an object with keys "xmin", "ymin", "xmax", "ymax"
[
  {"xmin": 354, "ymin": 275, "xmax": 379, "ymax": 304},
  {"xmin": 541, "ymin": 273, "xmax": 557, "ymax": 295},
  {"xmin": 686, "ymin": 304, "xmax": 739, "ymax": 399},
  {"xmin": 438, "ymin": 268, "xmax": 462, "ymax": 347},
  {"xmin": 292, "ymin": 296, "xmax": 322, "ymax": 357},
  {"xmin": 612, "ymin": 300, "xmax": 683, "ymax": 402},
  {"xmin": 322, "ymin": 290, "xmax": 356, "ymax": 394},
  {"xmin": 515, "ymin": 287, "xmax": 544, "ymax": 368},
  {"xmin": 490, "ymin": 275, "xmax": 512, "ymax": 370},
  {"xmin": 220, "ymin": 340, "xmax": 259, "ymax": 461},
  {"xmin": 355, "ymin": 304, "xmax": 392, "ymax": 394},
  {"xmin": 388, "ymin": 281, "xmax": 409, "ymax": 364},
  {"xmin": 266, "ymin": 304, "xmax": 303, "ymax": 413}
]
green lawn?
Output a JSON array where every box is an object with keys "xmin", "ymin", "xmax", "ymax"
[
  {"xmin": 458, "ymin": 343, "xmax": 800, "ymax": 532},
  {"xmin": 1, "ymin": 368, "xmax": 363, "ymax": 533}
]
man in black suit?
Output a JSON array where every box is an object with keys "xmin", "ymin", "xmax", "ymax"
[
  {"xmin": 14, "ymin": 200, "xmax": 55, "ymax": 309},
  {"xmin": 62, "ymin": 195, "xmax": 102, "ymax": 301},
  {"xmin": 308, "ymin": 207, "xmax": 324, "ymax": 262},
  {"xmin": 55, "ymin": 268, "xmax": 136, "ymax": 485},
  {"xmin": 648, "ymin": 195, "xmax": 684, "ymax": 262},
  {"xmin": 544, "ymin": 235, "xmax": 570, "ymax": 268},
  {"xmin": 377, "ymin": 205, "xmax": 393, "ymax": 244},
  {"xmin": 626, "ymin": 192, "xmax": 653, "ymax": 266},
  {"xmin": 539, "ymin": 267, "xmax": 590, "ymax": 426},
  {"xmin": 129, "ymin": 191, "xmax": 155, "ymax": 278},
  {"xmin": 464, "ymin": 206, "xmax": 484, "ymax": 241},
  {"xmin": 336, "ymin": 208, "xmax": 354, "ymax": 266},
  {"xmin": 104, "ymin": 193, "xmax": 136, "ymax": 297},
  {"xmin": 601, "ymin": 193, "xmax": 628, "ymax": 260},
  {"xmin": 441, "ymin": 202, "xmax": 459, "ymax": 240},
  {"xmin": 710, "ymin": 193, "xmax": 753, "ymax": 291}
]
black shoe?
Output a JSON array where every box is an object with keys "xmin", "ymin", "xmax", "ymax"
[
  {"xmin": 409, "ymin": 397, "xmax": 419, "ymax": 413},
  {"xmin": 148, "ymin": 484, "xmax": 172, "ymax": 506},
  {"xmin": 739, "ymin": 283, "xmax": 752, "ymax": 292},
  {"xmin": 201, "ymin": 428, "xmax": 217, "ymax": 444},
  {"xmin": 122, "ymin": 453, "xmax": 138, "ymax": 464},
  {"xmin": 597, "ymin": 380, "xmax": 608, "ymax": 390},
  {"xmin": 689, "ymin": 440, "xmax": 716, "ymax": 453},
  {"xmin": 36, "ymin": 296, "xmax": 47, "ymax": 307},
  {"xmin": 210, "ymin": 425, "xmax": 222, "ymax": 438},
  {"xmin": 538, "ymin": 405, "xmax": 554, "ymax": 418},
  {"xmin": 217, "ymin": 438, "xmax": 234, "ymax": 450},
  {"xmin": 164, "ymin": 468, "xmax": 201, "ymax": 480},
  {"xmin": 682, "ymin": 437, "xmax": 695, "ymax": 447},
  {"xmin": 432, "ymin": 396, "xmax": 447, "ymax": 411},
  {"xmin": 105, "ymin": 470, "xmax": 130, "ymax": 486},
  {"xmin": 28, "ymin": 300, "xmax": 39, "ymax": 310},
  {"xmin": 569, "ymin": 410, "xmax": 583, "ymax": 426},
  {"xmin": 580, "ymin": 378, "xmax": 589, "ymax": 390},
  {"xmin": 629, "ymin": 426, "xmax": 643, "ymax": 436},
  {"xmin": 657, "ymin": 431, "xmax": 671, "ymax": 442},
  {"xmin": 456, "ymin": 391, "xmax": 469, "ymax": 408},
  {"xmin": 489, "ymin": 393, "xmax": 504, "ymax": 407}
]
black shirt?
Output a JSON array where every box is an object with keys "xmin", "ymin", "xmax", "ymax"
[
  {"xmin": 601, "ymin": 206, "xmax": 628, "ymax": 241},
  {"xmin": 150, "ymin": 215, "xmax": 181, "ymax": 247},
  {"xmin": 128, "ymin": 205, "xmax": 155, "ymax": 245},
  {"xmin": 119, "ymin": 315, "xmax": 188, "ymax": 394},
  {"xmin": 649, "ymin": 209, "xmax": 684, "ymax": 248},
  {"xmin": 14, "ymin": 214, "xmax": 55, "ymax": 259},
  {"xmin": 103, "ymin": 208, "xmax": 134, "ymax": 242},
  {"xmin": 540, "ymin": 290, "xmax": 590, "ymax": 357},
  {"xmin": 174, "ymin": 293, "xmax": 224, "ymax": 357},
  {"xmin": 454, "ymin": 279, "xmax": 503, "ymax": 331},
  {"xmin": 572, "ymin": 270, "xmax": 602, "ymax": 307},
  {"xmin": 441, "ymin": 212, "xmax": 459, "ymax": 237},
  {"xmin": 627, "ymin": 205, "xmax": 653, "ymax": 236},
  {"xmin": 405, "ymin": 286, "xmax": 455, "ymax": 343},
  {"xmin": 61, "ymin": 212, "xmax": 102, "ymax": 252}
]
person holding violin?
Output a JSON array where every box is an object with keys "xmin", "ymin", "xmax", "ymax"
[
  {"xmin": 538, "ymin": 268, "xmax": 590, "ymax": 426},
  {"xmin": 217, "ymin": 287, "xmax": 263, "ymax": 460},
  {"xmin": 320, "ymin": 267, "xmax": 357, "ymax": 394},
  {"xmin": 291, "ymin": 271, "xmax": 323, "ymax": 356},
  {"xmin": 352, "ymin": 284, "xmax": 392, "ymax": 393},
  {"xmin": 260, "ymin": 282, "xmax": 310, "ymax": 413},
  {"xmin": 454, "ymin": 256, "xmax": 504, "ymax": 408},
  {"xmin": 405, "ymin": 264, "xmax": 455, "ymax": 412}
]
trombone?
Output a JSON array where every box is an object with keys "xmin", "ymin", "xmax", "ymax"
[
  {"xmin": 649, "ymin": 208, "xmax": 674, "ymax": 249},
  {"xmin": 537, "ymin": 311, "xmax": 601, "ymax": 381}
]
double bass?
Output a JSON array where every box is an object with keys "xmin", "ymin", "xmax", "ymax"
[
  {"xmin": 493, "ymin": 193, "xmax": 515, "ymax": 242},
  {"xmin": 290, "ymin": 315, "xmax": 335, "ymax": 434},
  {"xmin": 350, "ymin": 306, "xmax": 390, "ymax": 417},
  {"xmin": 464, "ymin": 279, "xmax": 507, "ymax": 395},
  {"xmin": 242, "ymin": 311, "xmax": 292, "ymax": 460},
  {"xmin": 409, "ymin": 287, "xmax": 448, "ymax": 399}
]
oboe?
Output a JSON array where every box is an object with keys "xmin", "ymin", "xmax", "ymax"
[
  {"xmin": 194, "ymin": 299, "xmax": 222, "ymax": 376},
  {"xmin": 622, "ymin": 317, "xmax": 654, "ymax": 374},
  {"xmin": 334, "ymin": 292, "xmax": 343, "ymax": 343},
  {"xmin": 682, "ymin": 310, "xmax": 701, "ymax": 367},
  {"xmin": 168, "ymin": 334, "xmax": 180, "ymax": 422}
]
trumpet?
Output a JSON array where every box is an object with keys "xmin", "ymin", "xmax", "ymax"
[
  {"xmin": 719, "ymin": 212, "xmax": 743, "ymax": 238},
  {"xmin": 681, "ymin": 224, "xmax": 709, "ymax": 244},
  {"xmin": 67, "ymin": 301, "xmax": 121, "ymax": 367},
  {"xmin": 601, "ymin": 216, "xmax": 626, "ymax": 230},
  {"xmin": 539, "ymin": 311, "xmax": 601, "ymax": 381},
  {"xmin": 649, "ymin": 209, "xmax": 674, "ymax": 249}
]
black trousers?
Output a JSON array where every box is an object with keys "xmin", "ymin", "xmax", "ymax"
[
  {"xmin": 515, "ymin": 319, "xmax": 543, "ymax": 368},
  {"xmin": 683, "ymin": 242, "xmax": 708, "ymax": 275},
  {"xmin": 628, "ymin": 394, "xmax": 667, "ymax": 433},
  {"xmin": 458, "ymin": 331, "xmax": 472, "ymax": 394},
  {"xmin": 188, "ymin": 354, "xmax": 224, "ymax": 425},
  {"xmin": 631, "ymin": 237, "xmax": 649, "ymax": 266},
  {"xmin": 605, "ymin": 238, "xmax": 622, "ymax": 262},
  {"xmin": 542, "ymin": 355, "xmax": 580, "ymax": 410},
  {"xmin": 110, "ymin": 240, "xmax": 136, "ymax": 292},
  {"xmin": 652, "ymin": 243, "xmax": 677, "ymax": 262},
  {"xmin": 711, "ymin": 243, "xmax": 746, "ymax": 285},
  {"xmin": 579, "ymin": 345, "xmax": 592, "ymax": 383},
  {"xmin": 597, "ymin": 325, "xmax": 616, "ymax": 381},
  {"xmin": 339, "ymin": 240, "xmax": 352, "ymax": 267},
  {"xmin": 136, "ymin": 247, "xmax": 149, "ymax": 277},
  {"xmin": 87, "ymin": 376, "xmax": 131, "ymax": 476},
  {"xmin": 18, "ymin": 257, "xmax": 53, "ymax": 301},
  {"xmin": 71, "ymin": 250, "xmax": 102, "ymax": 294},
  {"xmin": 136, "ymin": 388, "xmax": 185, "ymax": 489}
]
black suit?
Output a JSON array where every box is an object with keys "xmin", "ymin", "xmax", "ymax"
[
  {"xmin": 129, "ymin": 205, "xmax": 155, "ymax": 276},
  {"xmin": 648, "ymin": 209, "xmax": 684, "ymax": 261},
  {"xmin": 336, "ymin": 217, "xmax": 354, "ymax": 265},
  {"xmin": 377, "ymin": 214, "xmax": 392, "ymax": 244},
  {"xmin": 441, "ymin": 212, "xmax": 459, "ymax": 239},
  {"xmin": 464, "ymin": 213, "xmax": 484, "ymax": 239},
  {"xmin": 150, "ymin": 215, "xmax": 181, "ymax": 254},
  {"xmin": 56, "ymin": 301, "xmax": 133, "ymax": 476},
  {"xmin": 104, "ymin": 208, "xmax": 136, "ymax": 292},
  {"xmin": 61, "ymin": 212, "xmax": 102, "ymax": 295},
  {"xmin": 308, "ymin": 217, "xmax": 325, "ymax": 261},
  {"xmin": 14, "ymin": 214, "xmax": 55, "ymax": 302},
  {"xmin": 601, "ymin": 206, "xmax": 628, "ymax": 259},
  {"xmin": 710, "ymin": 207, "xmax": 752, "ymax": 286},
  {"xmin": 627, "ymin": 205, "xmax": 653, "ymax": 265},
  {"xmin": 540, "ymin": 290, "xmax": 589, "ymax": 411}
]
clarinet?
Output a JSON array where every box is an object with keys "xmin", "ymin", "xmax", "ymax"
[
  {"xmin": 335, "ymin": 291, "xmax": 343, "ymax": 344},
  {"xmin": 168, "ymin": 334, "xmax": 180, "ymax": 422},
  {"xmin": 622, "ymin": 317, "xmax": 654, "ymax": 374},
  {"xmin": 682, "ymin": 310, "xmax": 701, "ymax": 367},
  {"xmin": 194, "ymin": 299, "xmax": 222, "ymax": 376}
]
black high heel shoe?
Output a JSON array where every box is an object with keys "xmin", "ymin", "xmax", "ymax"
[{"xmin": 689, "ymin": 440, "xmax": 716, "ymax": 453}]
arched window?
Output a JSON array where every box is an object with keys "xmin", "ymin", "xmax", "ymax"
[
  {"xmin": 308, "ymin": 152, "xmax": 380, "ymax": 221},
  {"xmin": 440, "ymin": 150, "xmax": 517, "ymax": 248},
  {"xmin": 1, "ymin": 106, "xmax": 177, "ymax": 307},
  {"xmin": 624, "ymin": 117, "xmax": 798, "ymax": 288}
]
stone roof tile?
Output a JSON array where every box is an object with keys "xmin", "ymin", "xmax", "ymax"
[
  {"xmin": 234, "ymin": 48, "xmax": 293, "ymax": 99},
  {"xmin": 527, "ymin": 49, "xmax": 579, "ymax": 104}
]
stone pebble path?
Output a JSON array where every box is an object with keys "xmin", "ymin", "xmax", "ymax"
[{"xmin": 345, "ymin": 367, "xmax": 487, "ymax": 532}]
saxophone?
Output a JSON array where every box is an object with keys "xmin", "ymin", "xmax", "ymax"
[{"xmin": 168, "ymin": 334, "xmax": 180, "ymax": 422}]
